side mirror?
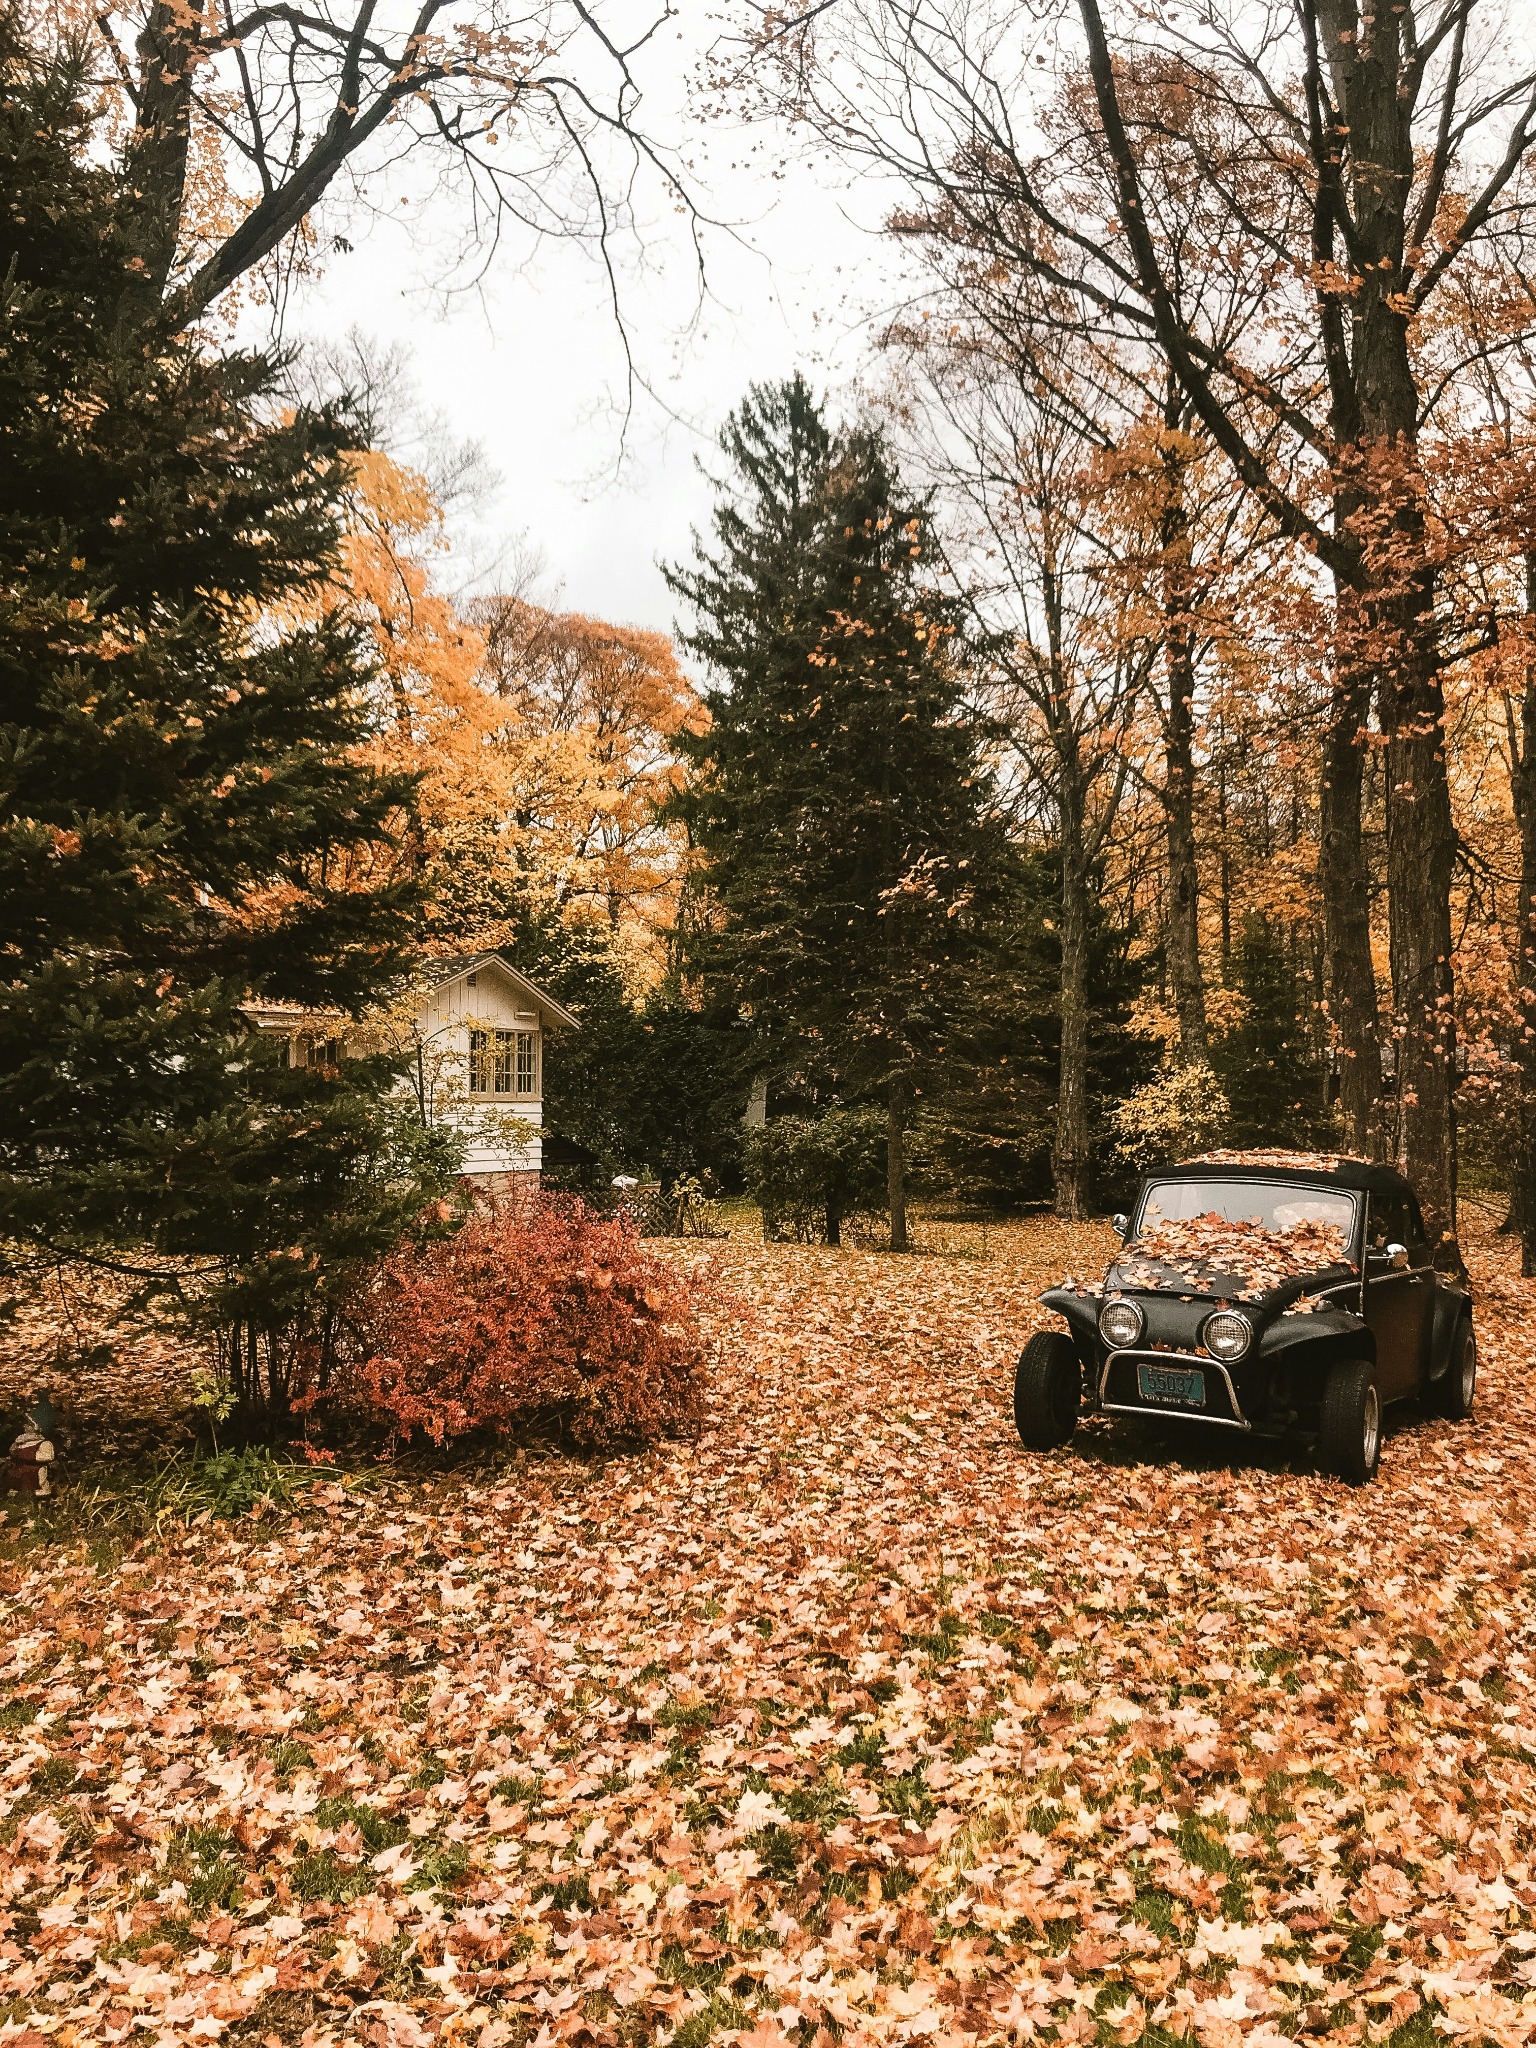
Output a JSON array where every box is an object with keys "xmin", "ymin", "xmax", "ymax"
[
  {"xmin": 1112, "ymin": 1213, "xmax": 1129, "ymax": 1241},
  {"xmin": 1386, "ymin": 1241, "xmax": 1409, "ymax": 1270}
]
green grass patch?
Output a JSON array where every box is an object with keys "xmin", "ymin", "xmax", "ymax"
[
  {"xmin": 492, "ymin": 1773, "xmax": 542, "ymax": 1804},
  {"xmin": 407, "ymin": 1841, "xmax": 469, "ymax": 1892},
  {"xmin": 885, "ymin": 1768, "xmax": 937, "ymax": 1827},
  {"xmin": 656, "ymin": 1699, "xmax": 716, "ymax": 1731},
  {"xmin": 748, "ymin": 1825, "xmax": 800, "ymax": 1883},
  {"xmin": 312, "ymin": 1796, "xmax": 408, "ymax": 1854},
  {"xmin": 289, "ymin": 1849, "xmax": 371, "ymax": 1905},
  {"xmin": 1133, "ymin": 1885, "xmax": 1180, "ymax": 1940},
  {"xmin": 541, "ymin": 1871, "xmax": 594, "ymax": 1912},
  {"xmin": 164, "ymin": 1825, "xmax": 244, "ymax": 1914},
  {"xmin": 1176, "ymin": 1818, "xmax": 1238, "ymax": 1876}
]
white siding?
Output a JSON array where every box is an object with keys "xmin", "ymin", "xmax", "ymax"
[{"xmin": 418, "ymin": 963, "xmax": 549, "ymax": 1177}]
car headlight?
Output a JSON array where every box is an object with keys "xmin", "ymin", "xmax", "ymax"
[
  {"xmin": 1202, "ymin": 1309, "xmax": 1252, "ymax": 1361},
  {"xmin": 1098, "ymin": 1298, "xmax": 1145, "ymax": 1349}
]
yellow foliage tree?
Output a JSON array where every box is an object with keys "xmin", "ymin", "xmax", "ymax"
[{"xmin": 284, "ymin": 446, "xmax": 702, "ymax": 978}]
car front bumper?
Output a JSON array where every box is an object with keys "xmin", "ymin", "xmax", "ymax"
[{"xmin": 1097, "ymin": 1348, "xmax": 1252, "ymax": 1430}]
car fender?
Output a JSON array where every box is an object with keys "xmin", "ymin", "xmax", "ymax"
[
  {"xmin": 1039, "ymin": 1286, "xmax": 1101, "ymax": 1370},
  {"xmin": 1427, "ymin": 1283, "xmax": 1471, "ymax": 1384},
  {"xmin": 1259, "ymin": 1307, "xmax": 1375, "ymax": 1377}
]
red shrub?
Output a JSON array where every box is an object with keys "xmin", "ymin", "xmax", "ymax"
[{"xmin": 346, "ymin": 1196, "xmax": 706, "ymax": 1448}]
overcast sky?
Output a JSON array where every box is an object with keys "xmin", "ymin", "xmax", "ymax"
[{"xmin": 267, "ymin": 13, "xmax": 910, "ymax": 640}]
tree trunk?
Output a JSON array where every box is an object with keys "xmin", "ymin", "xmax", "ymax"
[
  {"xmin": 887, "ymin": 1081, "xmax": 909, "ymax": 1253},
  {"xmin": 1382, "ymin": 632, "xmax": 1459, "ymax": 1268},
  {"xmin": 1509, "ymin": 557, "xmax": 1536, "ymax": 1276},
  {"xmin": 1315, "ymin": 0, "xmax": 1460, "ymax": 1264},
  {"xmin": 1159, "ymin": 404, "xmax": 1207, "ymax": 1059},
  {"xmin": 1318, "ymin": 664, "xmax": 1382, "ymax": 1156},
  {"xmin": 825, "ymin": 1196, "xmax": 843, "ymax": 1248},
  {"xmin": 1053, "ymin": 776, "xmax": 1093, "ymax": 1220},
  {"xmin": 118, "ymin": 0, "xmax": 204, "ymax": 319}
]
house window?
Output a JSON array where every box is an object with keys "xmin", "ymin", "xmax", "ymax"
[
  {"xmin": 292, "ymin": 1034, "xmax": 343, "ymax": 1070},
  {"xmin": 469, "ymin": 1029, "xmax": 539, "ymax": 1098}
]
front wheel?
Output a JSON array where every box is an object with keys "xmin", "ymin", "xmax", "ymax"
[
  {"xmin": 1319, "ymin": 1358, "xmax": 1382, "ymax": 1484},
  {"xmin": 1433, "ymin": 1317, "xmax": 1477, "ymax": 1421},
  {"xmin": 1013, "ymin": 1331, "xmax": 1081, "ymax": 1451}
]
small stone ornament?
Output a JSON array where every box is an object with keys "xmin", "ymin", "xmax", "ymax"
[{"xmin": 8, "ymin": 1388, "xmax": 58, "ymax": 1497}]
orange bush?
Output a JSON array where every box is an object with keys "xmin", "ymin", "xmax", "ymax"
[{"xmin": 349, "ymin": 1197, "xmax": 706, "ymax": 1448}]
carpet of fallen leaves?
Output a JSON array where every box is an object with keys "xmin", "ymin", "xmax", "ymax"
[{"xmin": 4, "ymin": 1213, "xmax": 1536, "ymax": 2048}]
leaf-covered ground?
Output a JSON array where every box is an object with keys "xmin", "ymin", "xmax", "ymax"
[{"xmin": 4, "ymin": 1216, "xmax": 1536, "ymax": 2048}]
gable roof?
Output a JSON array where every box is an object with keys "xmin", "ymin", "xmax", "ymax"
[{"xmin": 420, "ymin": 952, "xmax": 578, "ymax": 1030}]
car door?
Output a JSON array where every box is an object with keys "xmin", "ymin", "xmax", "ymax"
[{"xmin": 1363, "ymin": 1192, "xmax": 1434, "ymax": 1400}]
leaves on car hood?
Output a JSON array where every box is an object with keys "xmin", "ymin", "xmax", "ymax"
[{"xmin": 1110, "ymin": 1213, "xmax": 1350, "ymax": 1300}]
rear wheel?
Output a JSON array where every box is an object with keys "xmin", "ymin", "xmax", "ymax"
[
  {"xmin": 1433, "ymin": 1317, "xmax": 1476, "ymax": 1421},
  {"xmin": 1013, "ymin": 1331, "xmax": 1081, "ymax": 1451},
  {"xmin": 1319, "ymin": 1358, "xmax": 1381, "ymax": 1484}
]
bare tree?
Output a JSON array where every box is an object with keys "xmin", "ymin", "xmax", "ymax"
[
  {"xmin": 885, "ymin": 336, "xmax": 1144, "ymax": 1214},
  {"xmin": 74, "ymin": 0, "xmax": 695, "ymax": 336}
]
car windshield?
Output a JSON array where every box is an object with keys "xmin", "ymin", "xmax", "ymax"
[{"xmin": 1138, "ymin": 1179, "xmax": 1358, "ymax": 1240}]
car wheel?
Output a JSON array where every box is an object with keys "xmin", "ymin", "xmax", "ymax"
[
  {"xmin": 1013, "ymin": 1331, "xmax": 1081, "ymax": 1450},
  {"xmin": 1434, "ymin": 1317, "xmax": 1477, "ymax": 1421},
  {"xmin": 1319, "ymin": 1358, "xmax": 1382, "ymax": 1484}
]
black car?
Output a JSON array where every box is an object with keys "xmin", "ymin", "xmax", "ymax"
[{"xmin": 1015, "ymin": 1152, "xmax": 1476, "ymax": 1483}]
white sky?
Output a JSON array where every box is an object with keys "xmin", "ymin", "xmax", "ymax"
[{"xmin": 265, "ymin": 13, "xmax": 910, "ymax": 639}]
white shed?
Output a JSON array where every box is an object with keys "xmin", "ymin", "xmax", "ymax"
[
  {"xmin": 414, "ymin": 953, "xmax": 577, "ymax": 1189},
  {"xmin": 246, "ymin": 951, "xmax": 577, "ymax": 1195}
]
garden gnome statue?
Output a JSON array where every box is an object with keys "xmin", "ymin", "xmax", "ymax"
[{"xmin": 8, "ymin": 1388, "xmax": 58, "ymax": 1497}]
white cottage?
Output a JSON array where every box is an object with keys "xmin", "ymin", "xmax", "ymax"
[
  {"xmin": 247, "ymin": 951, "xmax": 576, "ymax": 1197},
  {"xmin": 414, "ymin": 953, "xmax": 576, "ymax": 1191}
]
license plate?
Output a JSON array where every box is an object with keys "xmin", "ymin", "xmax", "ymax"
[{"xmin": 1136, "ymin": 1363, "xmax": 1206, "ymax": 1409}]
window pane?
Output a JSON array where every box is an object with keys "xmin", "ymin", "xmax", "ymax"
[
  {"xmin": 469, "ymin": 1029, "xmax": 488, "ymax": 1094},
  {"xmin": 516, "ymin": 1033, "xmax": 536, "ymax": 1093},
  {"xmin": 1139, "ymin": 1178, "xmax": 1357, "ymax": 1237},
  {"xmin": 494, "ymin": 1030, "xmax": 513, "ymax": 1093}
]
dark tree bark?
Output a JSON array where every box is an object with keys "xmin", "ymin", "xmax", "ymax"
[
  {"xmin": 887, "ymin": 1081, "xmax": 909, "ymax": 1252},
  {"xmin": 1316, "ymin": 0, "xmax": 1460, "ymax": 1261},
  {"xmin": 1054, "ymin": 762, "xmax": 1094, "ymax": 1220},
  {"xmin": 1159, "ymin": 400, "xmax": 1208, "ymax": 1060},
  {"xmin": 1380, "ymin": 611, "xmax": 1460, "ymax": 1264},
  {"xmin": 1504, "ymin": 556, "xmax": 1536, "ymax": 1276},
  {"xmin": 1317, "ymin": 666, "xmax": 1382, "ymax": 1156}
]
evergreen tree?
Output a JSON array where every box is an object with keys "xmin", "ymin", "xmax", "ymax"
[
  {"xmin": 1215, "ymin": 915, "xmax": 1329, "ymax": 1148},
  {"xmin": 668, "ymin": 377, "xmax": 1015, "ymax": 1248},
  {"xmin": 0, "ymin": 26, "xmax": 450, "ymax": 1399},
  {"xmin": 920, "ymin": 847, "xmax": 1152, "ymax": 1210}
]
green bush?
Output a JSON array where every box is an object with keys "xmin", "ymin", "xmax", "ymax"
[{"xmin": 746, "ymin": 1107, "xmax": 887, "ymax": 1244}]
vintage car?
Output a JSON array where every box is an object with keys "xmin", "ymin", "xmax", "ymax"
[{"xmin": 1015, "ymin": 1152, "xmax": 1476, "ymax": 1483}]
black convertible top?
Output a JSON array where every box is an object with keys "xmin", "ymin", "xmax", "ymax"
[{"xmin": 1152, "ymin": 1154, "xmax": 1415, "ymax": 1199}]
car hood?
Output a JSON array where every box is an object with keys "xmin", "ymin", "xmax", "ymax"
[
  {"xmin": 1100, "ymin": 1256, "xmax": 1358, "ymax": 1313},
  {"xmin": 1106, "ymin": 1213, "xmax": 1356, "ymax": 1305}
]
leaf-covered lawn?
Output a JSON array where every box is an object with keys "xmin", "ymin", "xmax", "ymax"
[{"xmin": 4, "ymin": 1216, "xmax": 1536, "ymax": 2048}]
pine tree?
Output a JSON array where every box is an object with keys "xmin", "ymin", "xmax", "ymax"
[
  {"xmin": 668, "ymin": 377, "xmax": 1014, "ymax": 1249},
  {"xmin": 1215, "ymin": 915, "xmax": 1330, "ymax": 1148},
  {"xmin": 0, "ymin": 26, "xmax": 451, "ymax": 1400}
]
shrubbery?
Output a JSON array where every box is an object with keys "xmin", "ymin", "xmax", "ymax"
[
  {"xmin": 342, "ymin": 1197, "xmax": 706, "ymax": 1448},
  {"xmin": 1108, "ymin": 1059, "xmax": 1231, "ymax": 1169},
  {"xmin": 746, "ymin": 1108, "xmax": 888, "ymax": 1243}
]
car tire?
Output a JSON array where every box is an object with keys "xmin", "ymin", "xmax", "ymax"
[
  {"xmin": 1319, "ymin": 1358, "xmax": 1382, "ymax": 1484},
  {"xmin": 1433, "ymin": 1316, "xmax": 1477, "ymax": 1421},
  {"xmin": 1013, "ymin": 1331, "xmax": 1081, "ymax": 1450}
]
